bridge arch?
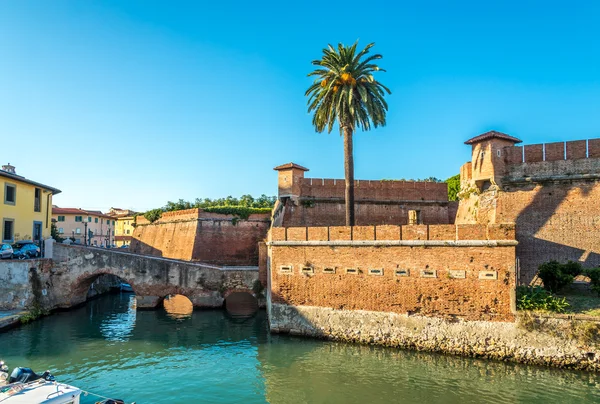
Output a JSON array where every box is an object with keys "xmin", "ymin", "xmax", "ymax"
[
  {"xmin": 70, "ymin": 269, "xmax": 136, "ymax": 307},
  {"xmin": 223, "ymin": 290, "xmax": 259, "ymax": 316},
  {"xmin": 52, "ymin": 244, "xmax": 261, "ymax": 311}
]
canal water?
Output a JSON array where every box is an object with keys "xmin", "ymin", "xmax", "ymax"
[{"xmin": 1, "ymin": 293, "xmax": 600, "ymax": 404}]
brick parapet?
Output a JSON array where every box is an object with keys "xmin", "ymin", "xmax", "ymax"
[
  {"xmin": 299, "ymin": 178, "xmax": 448, "ymax": 201},
  {"xmin": 501, "ymin": 138, "xmax": 600, "ymax": 167},
  {"xmin": 270, "ymin": 223, "xmax": 515, "ymax": 242}
]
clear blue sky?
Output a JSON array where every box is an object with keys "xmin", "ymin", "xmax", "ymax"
[{"xmin": 1, "ymin": 1, "xmax": 599, "ymax": 212}]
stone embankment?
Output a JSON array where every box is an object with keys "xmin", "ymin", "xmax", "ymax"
[{"xmin": 269, "ymin": 304, "xmax": 600, "ymax": 372}]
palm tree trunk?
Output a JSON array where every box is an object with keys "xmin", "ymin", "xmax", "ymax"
[{"xmin": 343, "ymin": 126, "xmax": 355, "ymax": 226}]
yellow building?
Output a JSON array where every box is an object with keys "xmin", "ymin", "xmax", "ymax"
[
  {"xmin": 1, "ymin": 163, "xmax": 61, "ymax": 244},
  {"xmin": 109, "ymin": 208, "xmax": 137, "ymax": 247}
]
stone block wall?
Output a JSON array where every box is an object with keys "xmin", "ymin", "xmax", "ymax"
[
  {"xmin": 0, "ymin": 259, "xmax": 53, "ymax": 310},
  {"xmin": 268, "ymin": 224, "xmax": 517, "ymax": 322}
]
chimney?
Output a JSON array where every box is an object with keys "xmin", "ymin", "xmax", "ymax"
[{"xmin": 1, "ymin": 163, "xmax": 16, "ymax": 174}]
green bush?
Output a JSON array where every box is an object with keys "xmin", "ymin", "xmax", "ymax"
[
  {"xmin": 144, "ymin": 209, "xmax": 163, "ymax": 223},
  {"xmin": 537, "ymin": 260, "xmax": 579, "ymax": 293},
  {"xmin": 586, "ymin": 268, "xmax": 600, "ymax": 296},
  {"xmin": 516, "ymin": 286, "xmax": 570, "ymax": 313},
  {"xmin": 203, "ymin": 206, "xmax": 272, "ymax": 220},
  {"xmin": 562, "ymin": 261, "xmax": 583, "ymax": 277}
]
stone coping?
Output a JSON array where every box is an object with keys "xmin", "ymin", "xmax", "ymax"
[
  {"xmin": 57, "ymin": 244, "xmax": 259, "ymax": 272},
  {"xmin": 505, "ymin": 173, "xmax": 600, "ymax": 184},
  {"xmin": 267, "ymin": 240, "xmax": 518, "ymax": 247}
]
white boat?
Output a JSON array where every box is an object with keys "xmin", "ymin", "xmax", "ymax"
[
  {"xmin": 0, "ymin": 379, "xmax": 82, "ymax": 403},
  {"xmin": 0, "ymin": 362, "xmax": 81, "ymax": 404},
  {"xmin": 0, "ymin": 361, "xmax": 130, "ymax": 404}
]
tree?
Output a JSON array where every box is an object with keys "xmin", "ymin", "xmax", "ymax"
[
  {"xmin": 51, "ymin": 222, "xmax": 64, "ymax": 243},
  {"xmin": 445, "ymin": 174, "xmax": 460, "ymax": 201},
  {"xmin": 306, "ymin": 42, "xmax": 391, "ymax": 225}
]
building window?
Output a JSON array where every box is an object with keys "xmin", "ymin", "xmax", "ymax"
[
  {"xmin": 95, "ymin": 218, "xmax": 98, "ymax": 223},
  {"xmin": 126, "ymin": 229, "xmax": 130, "ymax": 235},
  {"xmin": 58, "ymin": 227, "xmax": 64, "ymax": 234},
  {"xmin": 57, "ymin": 216, "xmax": 65, "ymax": 222},
  {"xmin": 112, "ymin": 231, "xmax": 114, "ymax": 236},
  {"xmin": 76, "ymin": 228, "xmax": 81, "ymax": 234},
  {"xmin": 112, "ymin": 220, "xmax": 115, "ymax": 225},
  {"xmin": 88, "ymin": 217, "xmax": 92, "ymax": 222},
  {"xmin": 497, "ymin": 149, "xmax": 501, "ymax": 157},
  {"xmin": 4, "ymin": 183, "xmax": 16, "ymax": 205},
  {"xmin": 75, "ymin": 216, "xmax": 82, "ymax": 222},
  {"xmin": 2, "ymin": 219, "xmax": 14, "ymax": 242},
  {"xmin": 34, "ymin": 188, "xmax": 41, "ymax": 212}
]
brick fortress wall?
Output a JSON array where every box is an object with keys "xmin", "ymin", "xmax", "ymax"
[
  {"xmin": 457, "ymin": 136, "xmax": 600, "ymax": 283},
  {"xmin": 274, "ymin": 163, "xmax": 454, "ymax": 227},
  {"xmin": 268, "ymin": 223, "xmax": 517, "ymax": 323},
  {"xmin": 131, "ymin": 208, "xmax": 270, "ymax": 265}
]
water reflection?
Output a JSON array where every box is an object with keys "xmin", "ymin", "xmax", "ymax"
[
  {"xmin": 0, "ymin": 295, "xmax": 599, "ymax": 404},
  {"xmin": 225, "ymin": 292, "xmax": 259, "ymax": 317},
  {"xmin": 163, "ymin": 294, "xmax": 194, "ymax": 319},
  {"xmin": 99, "ymin": 294, "xmax": 136, "ymax": 341},
  {"xmin": 260, "ymin": 336, "xmax": 600, "ymax": 404}
]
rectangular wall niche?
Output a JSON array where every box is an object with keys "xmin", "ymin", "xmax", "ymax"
[
  {"xmin": 449, "ymin": 270, "xmax": 466, "ymax": 279},
  {"xmin": 301, "ymin": 266, "xmax": 314, "ymax": 275},
  {"xmin": 346, "ymin": 268, "xmax": 359, "ymax": 275},
  {"xmin": 368, "ymin": 268, "xmax": 383, "ymax": 276},
  {"xmin": 420, "ymin": 269, "xmax": 437, "ymax": 278},
  {"xmin": 395, "ymin": 269, "xmax": 410, "ymax": 277},
  {"xmin": 323, "ymin": 267, "xmax": 336, "ymax": 274},
  {"xmin": 279, "ymin": 265, "xmax": 293, "ymax": 274},
  {"xmin": 479, "ymin": 270, "xmax": 498, "ymax": 280}
]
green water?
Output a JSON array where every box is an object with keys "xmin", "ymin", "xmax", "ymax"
[{"xmin": 1, "ymin": 294, "xmax": 600, "ymax": 403}]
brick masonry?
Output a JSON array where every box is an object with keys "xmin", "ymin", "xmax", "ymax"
[
  {"xmin": 274, "ymin": 166, "xmax": 455, "ymax": 227},
  {"xmin": 458, "ymin": 136, "xmax": 600, "ymax": 283},
  {"xmin": 268, "ymin": 224, "xmax": 517, "ymax": 322},
  {"xmin": 131, "ymin": 208, "xmax": 270, "ymax": 265}
]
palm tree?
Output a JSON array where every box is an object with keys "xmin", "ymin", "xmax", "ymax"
[{"xmin": 306, "ymin": 42, "xmax": 391, "ymax": 226}]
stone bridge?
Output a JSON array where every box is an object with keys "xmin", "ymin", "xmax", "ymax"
[{"xmin": 41, "ymin": 243, "xmax": 262, "ymax": 310}]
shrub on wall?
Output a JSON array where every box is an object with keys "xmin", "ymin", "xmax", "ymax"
[
  {"xmin": 445, "ymin": 174, "xmax": 460, "ymax": 201},
  {"xmin": 516, "ymin": 286, "xmax": 570, "ymax": 313},
  {"xmin": 144, "ymin": 209, "xmax": 163, "ymax": 223},
  {"xmin": 537, "ymin": 260, "xmax": 582, "ymax": 293},
  {"xmin": 203, "ymin": 206, "xmax": 271, "ymax": 220}
]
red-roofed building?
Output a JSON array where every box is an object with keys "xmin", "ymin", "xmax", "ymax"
[{"xmin": 52, "ymin": 207, "xmax": 115, "ymax": 246}]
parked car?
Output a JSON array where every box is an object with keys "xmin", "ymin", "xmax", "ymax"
[
  {"xmin": 12, "ymin": 242, "xmax": 41, "ymax": 259},
  {"xmin": 0, "ymin": 243, "xmax": 13, "ymax": 259},
  {"xmin": 119, "ymin": 245, "xmax": 129, "ymax": 249}
]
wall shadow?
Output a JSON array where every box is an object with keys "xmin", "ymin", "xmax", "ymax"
[{"xmin": 502, "ymin": 180, "xmax": 600, "ymax": 283}]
